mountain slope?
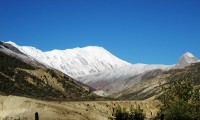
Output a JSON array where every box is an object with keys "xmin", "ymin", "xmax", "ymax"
[
  {"xmin": 94, "ymin": 68, "xmax": 166, "ymax": 96},
  {"xmin": 111, "ymin": 62, "xmax": 200, "ymax": 100},
  {"xmin": 80, "ymin": 64, "xmax": 172, "ymax": 96},
  {"xmin": 0, "ymin": 42, "xmax": 99, "ymax": 100},
  {"xmin": 106, "ymin": 52, "xmax": 199, "ymax": 98},
  {"xmin": 6, "ymin": 41, "xmax": 130, "ymax": 80}
]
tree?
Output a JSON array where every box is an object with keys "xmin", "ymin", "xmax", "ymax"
[{"xmin": 159, "ymin": 78, "xmax": 200, "ymax": 120}]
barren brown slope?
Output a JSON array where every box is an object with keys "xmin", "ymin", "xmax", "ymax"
[
  {"xmin": 111, "ymin": 62, "xmax": 200, "ymax": 100},
  {"xmin": 0, "ymin": 95, "xmax": 161, "ymax": 120}
]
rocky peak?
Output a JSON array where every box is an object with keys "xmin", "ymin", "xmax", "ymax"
[{"xmin": 175, "ymin": 52, "xmax": 198, "ymax": 68}]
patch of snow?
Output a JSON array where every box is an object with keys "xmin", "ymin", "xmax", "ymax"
[{"xmin": 93, "ymin": 90, "xmax": 108, "ymax": 96}]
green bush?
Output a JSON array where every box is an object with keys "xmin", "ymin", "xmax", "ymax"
[
  {"xmin": 114, "ymin": 106, "xmax": 145, "ymax": 120},
  {"xmin": 159, "ymin": 78, "xmax": 200, "ymax": 120},
  {"xmin": 130, "ymin": 106, "xmax": 145, "ymax": 120}
]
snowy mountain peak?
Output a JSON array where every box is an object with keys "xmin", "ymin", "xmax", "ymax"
[
  {"xmin": 5, "ymin": 41, "xmax": 130, "ymax": 79},
  {"xmin": 175, "ymin": 52, "xmax": 198, "ymax": 68},
  {"xmin": 183, "ymin": 52, "xmax": 195, "ymax": 58}
]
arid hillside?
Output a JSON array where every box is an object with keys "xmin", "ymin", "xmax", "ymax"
[{"xmin": 0, "ymin": 95, "xmax": 160, "ymax": 120}]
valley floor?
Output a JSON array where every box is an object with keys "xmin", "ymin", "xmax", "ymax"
[{"xmin": 0, "ymin": 95, "xmax": 160, "ymax": 120}]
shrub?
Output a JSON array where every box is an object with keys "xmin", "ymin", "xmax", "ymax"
[
  {"xmin": 159, "ymin": 78, "xmax": 200, "ymax": 120},
  {"xmin": 130, "ymin": 106, "xmax": 145, "ymax": 120},
  {"xmin": 114, "ymin": 106, "xmax": 145, "ymax": 120}
]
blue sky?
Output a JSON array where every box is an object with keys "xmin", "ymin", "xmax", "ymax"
[{"xmin": 0, "ymin": 0, "xmax": 200, "ymax": 64}]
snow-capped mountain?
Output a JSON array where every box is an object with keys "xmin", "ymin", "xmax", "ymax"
[
  {"xmin": 175, "ymin": 52, "xmax": 198, "ymax": 68},
  {"xmin": 4, "ymin": 41, "xmax": 199, "ymax": 96},
  {"xmin": 5, "ymin": 42, "xmax": 173, "ymax": 91},
  {"xmin": 4, "ymin": 42, "xmax": 173, "ymax": 86},
  {"xmin": 6, "ymin": 41, "xmax": 130, "ymax": 79}
]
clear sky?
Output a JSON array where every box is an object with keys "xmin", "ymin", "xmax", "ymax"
[{"xmin": 0, "ymin": 0, "xmax": 200, "ymax": 64}]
